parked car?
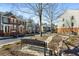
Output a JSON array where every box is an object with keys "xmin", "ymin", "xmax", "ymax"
[
  {"xmin": 18, "ymin": 33, "xmax": 25, "ymax": 37},
  {"xmin": 10, "ymin": 30, "xmax": 18, "ymax": 37},
  {"xmin": 0, "ymin": 30, "xmax": 4, "ymax": 36}
]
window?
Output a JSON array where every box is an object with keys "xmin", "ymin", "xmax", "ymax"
[
  {"xmin": 71, "ymin": 22, "xmax": 74, "ymax": 27},
  {"xmin": 5, "ymin": 26, "xmax": 7, "ymax": 32},
  {"xmin": 63, "ymin": 18, "xmax": 64, "ymax": 21},
  {"xmin": 2, "ymin": 16, "xmax": 8, "ymax": 23},
  {"xmin": 8, "ymin": 18, "xmax": 10, "ymax": 24},
  {"xmin": 22, "ymin": 22, "xmax": 24, "ymax": 25},
  {"xmin": 63, "ymin": 24, "xmax": 65, "ymax": 27},
  {"xmin": 71, "ymin": 16, "xmax": 74, "ymax": 20},
  {"xmin": 62, "ymin": 18, "xmax": 65, "ymax": 27},
  {"xmin": 14, "ymin": 19, "xmax": 16, "ymax": 23},
  {"xmin": 0, "ymin": 15, "xmax": 1, "ymax": 23},
  {"xmin": 8, "ymin": 26, "xmax": 9, "ymax": 32},
  {"xmin": 1, "ymin": 25, "xmax": 3, "ymax": 30},
  {"xmin": 19, "ymin": 21, "xmax": 21, "ymax": 24},
  {"xmin": 10, "ymin": 18, "xmax": 14, "ymax": 23}
]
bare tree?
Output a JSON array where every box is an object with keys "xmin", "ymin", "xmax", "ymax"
[
  {"xmin": 12, "ymin": 3, "xmax": 49, "ymax": 37},
  {"xmin": 44, "ymin": 3, "xmax": 66, "ymax": 33},
  {"xmin": 11, "ymin": 3, "xmax": 66, "ymax": 35},
  {"xmin": 64, "ymin": 16, "xmax": 75, "ymax": 35}
]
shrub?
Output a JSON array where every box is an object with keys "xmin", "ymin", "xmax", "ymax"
[
  {"xmin": 15, "ymin": 41, "xmax": 21, "ymax": 45},
  {"xmin": 67, "ymin": 36, "xmax": 76, "ymax": 43},
  {"xmin": 2, "ymin": 44, "xmax": 12, "ymax": 50}
]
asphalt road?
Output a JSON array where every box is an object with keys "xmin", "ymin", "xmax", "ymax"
[
  {"xmin": 0, "ymin": 32, "xmax": 50, "ymax": 47},
  {"xmin": 0, "ymin": 37, "xmax": 31, "ymax": 46}
]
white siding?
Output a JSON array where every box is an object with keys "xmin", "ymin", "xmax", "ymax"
[{"xmin": 57, "ymin": 10, "xmax": 79, "ymax": 28}]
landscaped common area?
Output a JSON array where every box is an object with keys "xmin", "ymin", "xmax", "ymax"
[
  {"xmin": 0, "ymin": 33, "xmax": 79, "ymax": 56},
  {"xmin": 0, "ymin": 3, "xmax": 79, "ymax": 56}
]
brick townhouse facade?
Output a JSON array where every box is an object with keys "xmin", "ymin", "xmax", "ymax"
[{"xmin": 0, "ymin": 12, "xmax": 26, "ymax": 36}]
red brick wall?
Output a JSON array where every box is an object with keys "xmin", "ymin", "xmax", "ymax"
[{"xmin": 0, "ymin": 16, "xmax": 26, "ymax": 36}]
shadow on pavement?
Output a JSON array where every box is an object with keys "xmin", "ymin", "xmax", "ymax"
[{"xmin": 63, "ymin": 46, "xmax": 79, "ymax": 56}]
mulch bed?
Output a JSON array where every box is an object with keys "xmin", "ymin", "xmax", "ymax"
[{"xmin": 0, "ymin": 41, "xmax": 36, "ymax": 56}]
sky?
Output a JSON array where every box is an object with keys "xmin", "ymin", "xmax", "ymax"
[
  {"xmin": 0, "ymin": 3, "xmax": 79, "ymax": 24},
  {"xmin": 64, "ymin": 3, "xmax": 79, "ymax": 9}
]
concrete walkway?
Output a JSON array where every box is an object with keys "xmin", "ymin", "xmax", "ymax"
[{"xmin": 45, "ymin": 33, "xmax": 57, "ymax": 44}]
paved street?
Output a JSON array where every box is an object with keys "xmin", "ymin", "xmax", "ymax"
[
  {"xmin": 0, "ymin": 36, "xmax": 31, "ymax": 47},
  {"xmin": 0, "ymin": 32, "xmax": 49, "ymax": 47}
]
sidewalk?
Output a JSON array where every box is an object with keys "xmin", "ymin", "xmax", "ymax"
[
  {"xmin": 0, "ymin": 36, "xmax": 31, "ymax": 48},
  {"xmin": 0, "ymin": 37, "xmax": 12, "ymax": 40}
]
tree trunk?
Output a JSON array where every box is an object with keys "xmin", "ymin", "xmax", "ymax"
[
  {"xmin": 39, "ymin": 14, "xmax": 42, "ymax": 37},
  {"xmin": 39, "ymin": 3, "xmax": 42, "ymax": 37},
  {"xmin": 51, "ymin": 19, "xmax": 52, "ymax": 33},
  {"xmin": 49, "ymin": 6, "xmax": 53, "ymax": 33}
]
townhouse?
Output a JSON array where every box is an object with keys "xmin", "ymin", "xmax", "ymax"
[
  {"xmin": 57, "ymin": 10, "xmax": 79, "ymax": 35},
  {"xmin": 42, "ymin": 23, "xmax": 50, "ymax": 32},
  {"xmin": 0, "ymin": 12, "xmax": 26, "ymax": 36},
  {"xmin": 26, "ymin": 20, "xmax": 40, "ymax": 34}
]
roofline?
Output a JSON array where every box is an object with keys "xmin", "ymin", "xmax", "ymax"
[{"xmin": 57, "ymin": 9, "xmax": 79, "ymax": 20}]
